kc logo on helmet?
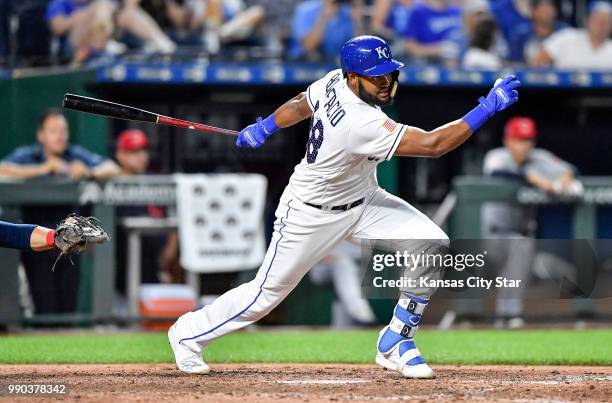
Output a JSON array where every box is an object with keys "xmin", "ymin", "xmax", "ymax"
[{"xmin": 375, "ymin": 46, "xmax": 390, "ymax": 60}]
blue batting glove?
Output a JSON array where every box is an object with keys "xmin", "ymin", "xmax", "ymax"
[
  {"xmin": 463, "ymin": 75, "xmax": 521, "ymax": 133},
  {"xmin": 236, "ymin": 115, "xmax": 279, "ymax": 149},
  {"xmin": 479, "ymin": 75, "xmax": 521, "ymax": 116}
]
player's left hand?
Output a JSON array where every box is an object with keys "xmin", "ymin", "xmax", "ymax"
[
  {"xmin": 55, "ymin": 214, "xmax": 110, "ymax": 255},
  {"xmin": 478, "ymin": 75, "xmax": 521, "ymax": 117},
  {"xmin": 236, "ymin": 117, "xmax": 271, "ymax": 149}
]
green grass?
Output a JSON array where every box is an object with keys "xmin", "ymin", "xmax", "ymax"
[{"xmin": 1, "ymin": 329, "xmax": 611, "ymax": 365}]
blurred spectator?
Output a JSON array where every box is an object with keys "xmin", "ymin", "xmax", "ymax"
[
  {"xmin": 0, "ymin": 0, "xmax": 7, "ymax": 66},
  {"xmin": 290, "ymin": 0, "xmax": 363, "ymax": 61},
  {"xmin": 460, "ymin": 0, "xmax": 508, "ymax": 63},
  {"xmin": 0, "ymin": 109, "xmax": 120, "ymax": 180},
  {"xmin": 489, "ymin": 0, "xmax": 532, "ymax": 52},
  {"xmin": 239, "ymin": 0, "xmax": 303, "ymax": 53},
  {"xmin": 403, "ymin": 0, "xmax": 464, "ymax": 66},
  {"xmin": 115, "ymin": 129, "xmax": 151, "ymax": 176},
  {"xmin": 114, "ymin": 129, "xmax": 179, "ymax": 295},
  {"xmin": 46, "ymin": 0, "xmax": 176, "ymax": 64},
  {"xmin": 462, "ymin": 0, "xmax": 491, "ymax": 45},
  {"xmin": 0, "ymin": 109, "xmax": 120, "ymax": 315},
  {"xmin": 482, "ymin": 116, "xmax": 582, "ymax": 328},
  {"xmin": 165, "ymin": 0, "xmax": 256, "ymax": 53},
  {"xmin": 462, "ymin": 13, "xmax": 503, "ymax": 69},
  {"xmin": 531, "ymin": 1, "xmax": 612, "ymax": 68},
  {"xmin": 309, "ymin": 240, "xmax": 376, "ymax": 327},
  {"xmin": 370, "ymin": 0, "xmax": 415, "ymax": 42},
  {"xmin": 486, "ymin": 117, "xmax": 581, "ymax": 200},
  {"xmin": 506, "ymin": 0, "xmax": 569, "ymax": 64}
]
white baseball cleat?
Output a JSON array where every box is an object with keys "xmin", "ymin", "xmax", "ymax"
[
  {"xmin": 168, "ymin": 324, "xmax": 210, "ymax": 374},
  {"xmin": 375, "ymin": 326, "xmax": 434, "ymax": 379}
]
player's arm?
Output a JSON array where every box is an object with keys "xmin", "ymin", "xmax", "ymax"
[
  {"xmin": 0, "ymin": 148, "xmax": 70, "ymax": 178},
  {"xmin": 394, "ymin": 120, "xmax": 472, "ymax": 158},
  {"xmin": 0, "ymin": 163, "xmax": 50, "ymax": 179},
  {"xmin": 49, "ymin": 14, "xmax": 76, "ymax": 37},
  {"xmin": 235, "ymin": 92, "xmax": 312, "ymax": 148},
  {"xmin": 91, "ymin": 160, "xmax": 122, "ymax": 180},
  {"xmin": 396, "ymin": 75, "xmax": 521, "ymax": 158},
  {"xmin": 0, "ymin": 221, "xmax": 54, "ymax": 251},
  {"xmin": 30, "ymin": 226, "xmax": 55, "ymax": 251},
  {"xmin": 274, "ymin": 92, "xmax": 313, "ymax": 127},
  {"xmin": 526, "ymin": 171, "xmax": 579, "ymax": 195},
  {"xmin": 529, "ymin": 48, "xmax": 553, "ymax": 67},
  {"xmin": 404, "ymin": 40, "xmax": 443, "ymax": 59}
]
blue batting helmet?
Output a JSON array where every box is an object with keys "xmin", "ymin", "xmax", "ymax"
[{"xmin": 340, "ymin": 35, "xmax": 404, "ymax": 76}]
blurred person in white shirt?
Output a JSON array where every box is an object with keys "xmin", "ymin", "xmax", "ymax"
[{"xmin": 531, "ymin": 1, "xmax": 612, "ymax": 69}]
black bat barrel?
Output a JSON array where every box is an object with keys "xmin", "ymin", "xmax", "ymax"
[{"xmin": 62, "ymin": 94, "xmax": 158, "ymax": 123}]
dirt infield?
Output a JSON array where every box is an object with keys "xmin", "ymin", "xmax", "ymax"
[{"xmin": 1, "ymin": 364, "xmax": 611, "ymax": 402}]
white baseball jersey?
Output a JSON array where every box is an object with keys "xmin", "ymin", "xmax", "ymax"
[{"xmin": 288, "ymin": 69, "xmax": 407, "ymax": 206}]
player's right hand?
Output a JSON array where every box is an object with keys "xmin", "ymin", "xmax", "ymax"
[
  {"xmin": 478, "ymin": 75, "xmax": 521, "ymax": 117},
  {"xmin": 236, "ymin": 117, "xmax": 270, "ymax": 148}
]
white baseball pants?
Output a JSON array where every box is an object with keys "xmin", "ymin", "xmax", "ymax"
[{"xmin": 173, "ymin": 186, "xmax": 448, "ymax": 352}]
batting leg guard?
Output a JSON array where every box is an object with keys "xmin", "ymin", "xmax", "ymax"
[{"xmin": 376, "ymin": 295, "xmax": 433, "ymax": 379}]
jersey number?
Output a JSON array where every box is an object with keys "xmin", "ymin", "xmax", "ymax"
[{"xmin": 306, "ymin": 101, "xmax": 324, "ymax": 164}]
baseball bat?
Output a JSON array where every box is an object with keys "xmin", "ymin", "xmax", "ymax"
[{"xmin": 62, "ymin": 93, "xmax": 239, "ymax": 137}]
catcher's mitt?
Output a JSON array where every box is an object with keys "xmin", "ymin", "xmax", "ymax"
[{"xmin": 55, "ymin": 214, "xmax": 110, "ymax": 255}]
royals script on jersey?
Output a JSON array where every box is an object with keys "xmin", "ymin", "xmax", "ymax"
[{"xmin": 288, "ymin": 69, "xmax": 407, "ymax": 206}]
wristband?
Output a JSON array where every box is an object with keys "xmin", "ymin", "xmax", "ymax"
[
  {"xmin": 46, "ymin": 230, "xmax": 56, "ymax": 248},
  {"xmin": 261, "ymin": 114, "xmax": 280, "ymax": 137},
  {"xmin": 462, "ymin": 104, "xmax": 490, "ymax": 133}
]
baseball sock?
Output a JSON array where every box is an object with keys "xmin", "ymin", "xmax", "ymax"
[{"xmin": 378, "ymin": 294, "xmax": 429, "ymax": 364}]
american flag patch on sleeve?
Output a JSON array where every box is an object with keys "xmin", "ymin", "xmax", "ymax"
[{"xmin": 382, "ymin": 118, "xmax": 398, "ymax": 133}]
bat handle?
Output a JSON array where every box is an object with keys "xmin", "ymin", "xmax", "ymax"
[{"xmin": 157, "ymin": 116, "xmax": 239, "ymax": 137}]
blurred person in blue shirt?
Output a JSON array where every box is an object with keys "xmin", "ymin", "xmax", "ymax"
[
  {"xmin": 0, "ymin": 109, "xmax": 120, "ymax": 180},
  {"xmin": 506, "ymin": 0, "xmax": 570, "ymax": 64},
  {"xmin": 489, "ymin": 0, "xmax": 531, "ymax": 51},
  {"xmin": 403, "ymin": 0, "xmax": 464, "ymax": 66},
  {"xmin": 370, "ymin": 0, "xmax": 415, "ymax": 41},
  {"xmin": 290, "ymin": 0, "xmax": 363, "ymax": 61}
]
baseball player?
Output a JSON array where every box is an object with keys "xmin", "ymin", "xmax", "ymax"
[{"xmin": 168, "ymin": 35, "xmax": 520, "ymax": 378}]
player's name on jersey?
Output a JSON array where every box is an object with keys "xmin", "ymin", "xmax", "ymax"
[
  {"xmin": 372, "ymin": 276, "xmax": 522, "ymax": 290},
  {"xmin": 323, "ymin": 72, "xmax": 346, "ymax": 127}
]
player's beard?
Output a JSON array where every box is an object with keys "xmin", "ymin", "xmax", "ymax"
[{"xmin": 358, "ymin": 80, "xmax": 394, "ymax": 107}]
